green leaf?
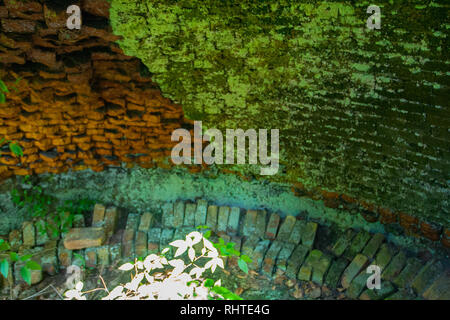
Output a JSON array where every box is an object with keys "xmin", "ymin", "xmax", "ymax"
[
  {"xmin": 204, "ymin": 278, "xmax": 214, "ymax": 288},
  {"xmin": 25, "ymin": 260, "xmax": 41, "ymax": 271},
  {"xmin": 211, "ymin": 286, "xmax": 228, "ymax": 295},
  {"xmin": 240, "ymin": 254, "xmax": 252, "ymax": 263},
  {"xmin": 20, "ymin": 254, "xmax": 32, "ymax": 261},
  {"xmin": 0, "ymin": 92, "xmax": 5, "ymax": 104},
  {"xmin": 9, "ymin": 143, "xmax": 23, "ymax": 157},
  {"xmin": 0, "ymin": 240, "xmax": 10, "ymax": 252},
  {"xmin": 238, "ymin": 258, "xmax": 249, "ymax": 274},
  {"xmin": 9, "ymin": 252, "xmax": 18, "ymax": 262},
  {"xmin": 204, "ymin": 230, "xmax": 211, "ymax": 239},
  {"xmin": 0, "ymin": 259, "xmax": 9, "ymax": 279},
  {"xmin": 20, "ymin": 266, "xmax": 31, "ymax": 285},
  {"xmin": 226, "ymin": 242, "xmax": 235, "ymax": 249},
  {"xmin": 0, "ymin": 80, "xmax": 8, "ymax": 93}
]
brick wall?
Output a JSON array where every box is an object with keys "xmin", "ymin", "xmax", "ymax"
[
  {"xmin": 108, "ymin": 0, "xmax": 449, "ymax": 237},
  {"xmin": 0, "ymin": 0, "xmax": 192, "ymax": 180},
  {"xmin": 0, "ymin": 1, "xmax": 449, "ymax": 247}
]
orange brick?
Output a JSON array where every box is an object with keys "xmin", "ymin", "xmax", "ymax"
[{"xmin": 63, "ymin": 227, "xmax": 106, "ymax": 250}]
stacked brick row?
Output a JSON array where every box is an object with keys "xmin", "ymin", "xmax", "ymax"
[
  {"xmin": 0, "ymin": 0, "xmax": 192, "ymax": 179},
  {"xmin": 4, "ymin": 200, "xmax": 445, "ymax": 300}
]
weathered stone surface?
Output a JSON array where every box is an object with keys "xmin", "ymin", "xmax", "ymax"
[
  {"xmin": 241, "ymin": 236, "xmax": 259, "ymax": 258},
  {"xmin": 312, "ymin": 253, "xmax": 332, "ymax": 286},
  {"xmin": 173, "ymin": 201, "xmax": 185, "ymax": 229},
  {"xmin": 382, "ymin": 251, "xmax": 407, "ymax": 281},
  {"xmin": 347, "ymin": 271, "xmax": 370, "ymax": 299},
  {"xmin": 183, "ymin": 203, "xmax": 196, "ymax": 227},
  {"xmin": 297, "ymin": 264, "xmax": 312, "ymax": 281},
  {"xmin": 39, "ymin": 240, "xmax": 58, "ymax": 275},
  {"xmin": 162, "ymin": 203, "xmax": 175, "ymax": 228},
  {"xmin": 135, "ymin": 231, "xmax": 148, "ymax": 258},
  {"xmin": 147, "ymin": 227, "xmax": 161, "ymax": 254},
  {"xmin": 242, "ymin": 209, "xmax": 257, "ymax": 237},
  {"xmin": 194, "ymin": 200, "xmax": 208, "ymax": 226},
  {"xmin": 2, "ymin": 19, "xmax": 36, "ymax": 33},
  {"xmin": 298, "ymin": 249, "xmax": 323, "ymax": 282},
  {"xmin": 35, "ymin": 220, "xmax": 49, "ymax": 246},
  {"xmin": 92, "ymin": 204, "xmax": 106, "ymax": 227},
  {"xmin": 22, "ymin": 221, "xmax": 35, "ymax": 247},
  {"xmin": 122, "ymin": 214, "xmax": 139, "ymax": 258},
  {"xmin": 411, "ymin": 260, "xmax": 444, "ymax": 295},
  {"xmin": 262, "ymin": 240, "xmax": 283, "ymax": 277},
  {"xmin": 393, "ymin": 258, "xmax": 423, "ymax": 288},
  {"xmin": 8, "ymin": 229, "xmax": 22, "ymax": 251},
  {"xmin": 276, "ymin": 243, "xmax": 296, "ymax": 272},
  {"xmin": 331, "ymin": 229, "xmax": 354, "ymax": 257},
  {"xmin": 265, "ymin": 213, "xmax": 280, "ymax": 240},
  {"xmin": 85, "ymin": 248, "xmax": 97, "ymax": 268},
  {"xmin": 82, "ymin": 0, "xmax": 111, "ymax": 18},
  {"xmin": 286, "ymin": 244, "xmax": 309, "ymax": 279},
  {"xmin": 255, "ymin": 210, "xmax": 267, "ymax": 239},
  {"xmin": 227, "ymin": 207, "xmax": 241, "ymax": 236},
  {"xmin": 276, "ymin": 215, "xmax": 296, "ymax": 242},
  {"xmin": 125, "ymin": 213, "xmax": 140, "ymax": 230},
  {"xmin": 362, "ymin": 233, "xmax": 385, "ymax": 259},
  {"xmin": 374, "ymin": 243, "xmax": 397, "ymax": 270},
  {"xmin": 64, "ymin": 227, "xmax": 106, "ymax": 250},
  {"xmin": 217, "ymin": 206, "xmax": 230, "ymax": 234},
  {"xmin": 206, "ymin": 205, "xmax": 218, "ymax": 231},
  {"xmin": 172, "ymin": 228, "xmax": 183, "ymax": 242},
  {"xmin": 73, "ymin": 214, "xmax": 85, "ymax": 228},
  {"xmin": 109, "ymin": 243, "xmax": 122, "ymax": 263},
  {"xmin": 138, "ymin": 212, "xmax": 154, "ymax": 232},
  {"xmin": 122, "ymin": 229, "xmax": 135, "ymax": 259},
  {"xmin": 0, "ymin": 6, "xmax": 8, "ymax": 19},
  {"xmin": 160, "ymin": 229, "xmax": 174, "ymax": 249},
  {"xmin": 341, "ymin": 254, "xmax": 369, "ymax": 289},
  {"xmin": 343, "ymin": 230, "xmax": 371, "ymax": 260},
  {"xmin": 227, "ymin": 236, "xmax": 243, "ymax": 269},
  {"xmin": 301, "ymin": 221, "xmax": 318, "ymax": 249},
  {"xmin": 360, "ymin": 281, "xmax": 396, "ymax": 300},
  {"xmin": 422, "ymin": 271, "xmax": 450, "ymax": 300},
  {"xmin": 325, "ymin": 257, "xmax": 349, "ymax": 289},
  {"xmin": 104, "ymin": 207, "xmax": 119, "ymax": 239},
  {"xmin": 287, "ymin": 219, "xmax": 304, "ymax": 245},
  {"xmin": 251, "ymin": 240, "xmax": 270, "ymax": 270},
  {"xmin": 58, "ymin": 240, "xmax": 72, "ymax": 268},
  {"xmin": 96, "ymin": 246, "xmax": 110, "ymax": 266}
]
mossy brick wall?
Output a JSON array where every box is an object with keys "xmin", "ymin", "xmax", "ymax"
[
  {"xmin": 109, "ymin": 0, "xmax": 450, "ymax": 228},
  {"xmin": 0, "ymin": 0, "xmax": 192, "ymax": 180}
]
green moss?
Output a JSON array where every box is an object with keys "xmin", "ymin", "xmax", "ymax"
[{"xmin": 109, "ymin": 0, "xmax": 449, "ymax": 226}]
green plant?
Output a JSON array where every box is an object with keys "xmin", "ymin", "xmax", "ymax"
[
  {"xmin": 0, "ymin": 78, "xmax": 24, "ymax": 157},
  {"xmin": 65, "ymin": 230, "xmax": 244, "ymax": 300},
  {"xmin": 0, "ymin": 239, "xmax": 42, "ymax": 285},
  {"xmin": 11, "ymin": 176, "xmax": 95, "ymax": 238},
  {"xmin": 197, "ymin": 225, "xmax": 252, "ymax": 274},
  {"xmin": 0, "ymin": 78, "xmax": 8, "ymax": 104}
]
